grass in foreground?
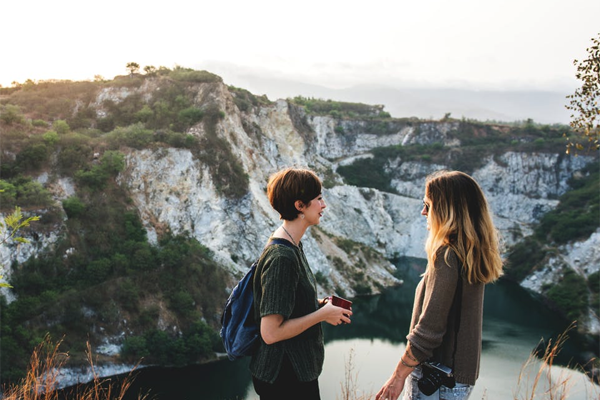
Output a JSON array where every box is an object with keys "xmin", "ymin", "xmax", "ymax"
[
  {"xmin": 513, "ymin": 323, "xmax": 598, "ymax": 400},
  {"xmin": 1, "ymin": 336, "xmax": 147, "ymax": 400}
]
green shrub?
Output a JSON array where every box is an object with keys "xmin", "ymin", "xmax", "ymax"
[
  {"xmin": 73, "ymin": 151, "xmax": 124, "ymax": 190},
  {"xmin": 0, "ymin": 176, "xmax": 52, "ymax": 209},
  {"xmin": 122, "ymin": 336, "xmax": 149, "ymax": 359},
  {"xmin": 42, "ymin": 130, "xmax": 59, "ymax": 145},
  {"xmin": 169, "ymin": 67, "xmax": 222, "ymax": 83},
  {"xmin": 106, "ymin": 123, "xmax": 153, "ymax": 149},
  {"xmin": 16, "ymin": 143, "xmax": 48, "ymax": 171},
  {"xmin": 588, "ymin": 271, "xmax": 600, "ymax": 293},
  {"xmin": 178, "ymin": 106, "xmax": 204, "ymax": 125},
  {"xmin": 57, "ymin": 140, "xmax": 93, "ymax": 175},
  {"xmin": 505, "ymin": 237, "xmax": 547, "ymax": 281},
  {"xmin": 0, "ymin": 104, "xmax": 25, "ymax": 125},
  {"xmin": 32, "ymin": 119, "xmax": 48, "ymax": 127},
  {"xmin": 228, "ymin": 86, "xmax": 271, "ymax": 112},
  {"xmin": 10, "ymin": 177, "xmax": 52, "ymax": 207},
  {"xmin": 0, "ymin": 180, "xmax": 17, "ymax": 209},
  {"xmin": 169, "ymin": 291, "xmax": 195, "ymax": 315},
  {"xmin": 353, "ymin": 282, "xmax": 372, "ymax": 295},
  {"xmin": 135, "ymin": 104, "xmax": 154, "ymax": 122},
  {"xmin": 117, "ymin": 279, "xmax": 140, "ymax": 311},
  {"xmin": 290, "ymin": 96, "xmax": 385, "ymax": 118},
  {"xmin": 52, "ymin": 119, "xmax": 70, "ymax": 134},
  {"xmin": 75, "ymin": 167, "xmax": 109, "ymax": 190},
  {"xmin": 546, "ymin": 268, "xmax": 588, "ymax": 320},
  {"xmin": 62, "ymin": 196, "xmax": 85, "ymax": 219},
  {"xmin": 99, "ymin": 150, "xmax": 125, "ymax": 175},
  {"xmin": 337, "ymin": 157, "xmax": 394, "ymax": 192},
  {"xmin": 86, "ymin": 258, "xmax": 112, "ymax": 283}
]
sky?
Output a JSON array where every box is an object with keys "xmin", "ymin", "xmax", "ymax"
[{"xmin": 1, "ymin": 0, "xmax": 599, "ymax": 96}]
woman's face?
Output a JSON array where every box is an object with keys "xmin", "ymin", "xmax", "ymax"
[
  {"xmin": 422, "ymin": 195, "xmax": 432, "ymax": 230},
  {"xmin": 303, "ymin": 193, "xmax": 326, "ymax": 225}
]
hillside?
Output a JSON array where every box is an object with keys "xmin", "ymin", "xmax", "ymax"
[{"xmin": 0, "ymin": 67, "xmax": 597, "ymax": 384}]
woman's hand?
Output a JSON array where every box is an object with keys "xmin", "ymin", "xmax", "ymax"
[
  {"xmin": 375, "ymin": 373, "xmax": 406, "ymax": 400},
  {"xmin": 320, "ymin": 301, "xmax": 352, "ymax": 326},
  {"xmin": 318, "ymin": 297, "xmax": 329, "ymax": 308},
  {"xmin": 260, "ymin": 301, "xmax": 352, "ymax": 344}
]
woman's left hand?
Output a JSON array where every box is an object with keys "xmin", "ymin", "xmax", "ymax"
[
  {"xmin": 320, "ymin": 301, "xmax": 352, "ymax": 325},
  {"xmin": 375, "ymin": 374, "xmax": 405, "ymax": 400}
]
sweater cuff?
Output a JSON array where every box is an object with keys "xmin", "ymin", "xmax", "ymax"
[{"xmin": 406, "ymin": 337, "xmax": 430, "ymax": 363}]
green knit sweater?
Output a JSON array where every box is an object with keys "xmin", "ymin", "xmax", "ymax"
[{"xmin": 249, "ymin": 239, "xmax": 324, "ymax": 384}]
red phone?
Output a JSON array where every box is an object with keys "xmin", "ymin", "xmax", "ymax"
[{"xmin": 330, "ymin": 295, "xmax": 352, "ymax": 310}]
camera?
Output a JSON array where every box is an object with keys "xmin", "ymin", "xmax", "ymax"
[{"xmin": 417, "ymin": 361, "xmax": 456, "ymax": 395}]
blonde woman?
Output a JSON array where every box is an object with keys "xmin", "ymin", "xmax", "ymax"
[{"xmin": 377, "ymin": 170, "xmax": 503, "ymax": 400}]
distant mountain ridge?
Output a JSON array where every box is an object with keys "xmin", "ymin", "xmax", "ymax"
[{"xmin": 223, "ymin": 74, "xmax": 572, "ymax": 124}]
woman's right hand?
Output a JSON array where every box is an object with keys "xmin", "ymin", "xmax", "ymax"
[{"xmin": 320, "ymin": 301, "xmax": 352, "ymax": 325}]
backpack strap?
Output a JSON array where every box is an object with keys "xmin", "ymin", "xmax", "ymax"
[{"xmin": 268, "ymin": 237, "xmax": 295, "ymax": 249}]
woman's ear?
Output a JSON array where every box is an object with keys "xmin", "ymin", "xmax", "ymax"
[{"xmin": 294, "ymin": 200, "xmax": 305, "ymax": 212}]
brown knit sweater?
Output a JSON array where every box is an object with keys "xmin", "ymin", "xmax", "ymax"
[
  {"xmin": 406, "ymin": 247, "xmax": 485, "ymax": 385},
  {"xmin": 249, "ymin": 239, "xmax": 324, "ymax": 384}
]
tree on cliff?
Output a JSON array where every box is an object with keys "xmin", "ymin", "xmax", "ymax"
[
  {"xmin": 565, "ymin": 32, "xmax": 600, "ymax": 154},
  {"xmin": 126, "ymin": 62, "xmax": 140, "ymax": 77}
]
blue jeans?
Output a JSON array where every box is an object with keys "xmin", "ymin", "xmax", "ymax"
[{"xmin": 403, "ymin": 366, "xmax": 473, "ymax": 400}]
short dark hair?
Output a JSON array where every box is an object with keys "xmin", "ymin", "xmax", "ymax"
[{"xmin": 267, "ymin": 167, "xmax": 322, "ymax": 221}]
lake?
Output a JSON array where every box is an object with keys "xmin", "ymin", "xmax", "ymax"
[{"xmin": 102, "ymin": 258, "xmax": 599, "ymax": 400}]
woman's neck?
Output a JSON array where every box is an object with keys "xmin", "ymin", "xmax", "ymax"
[{"xmin": 279, "ymin": 220, "xmax": 307, "ymax": 246}]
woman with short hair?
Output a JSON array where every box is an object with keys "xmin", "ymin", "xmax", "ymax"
[{"xmin": 250, "ymin": 167, "xmax": 352, "ymax": 400}]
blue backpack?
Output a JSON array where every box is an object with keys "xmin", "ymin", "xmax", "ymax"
[{"xmin": 220, "ymin": 238, "xmax": 293, "ymax": 360}]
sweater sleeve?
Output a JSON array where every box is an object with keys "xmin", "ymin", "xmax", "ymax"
[
  {"xmin": 258, "ymin": 249, "xmax": 299, "ymax": 319},
  {"xmin": 407, "ymin": 250, "xmax": 460, "ymax": 362}
]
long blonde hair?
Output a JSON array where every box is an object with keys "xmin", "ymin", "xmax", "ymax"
[{"xmin": 424, "ymin": 170, "xmax": 503, "ymax": 284}]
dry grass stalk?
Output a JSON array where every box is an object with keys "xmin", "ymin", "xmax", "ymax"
[
  {"xmin": 2, "ymin": 336, "xmax": 146, "ymax": 400},
  {"xmin": 338, "ymin": 348, "xmax": 373, "ymax": 400},
  {"xmin": 514, "ymin": 322, "xmax": 599, "ymax": 400}
]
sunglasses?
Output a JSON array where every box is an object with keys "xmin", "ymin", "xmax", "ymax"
[{"xmin": 423, "ymin": 201, "xmax": 430, "ymax": 213}]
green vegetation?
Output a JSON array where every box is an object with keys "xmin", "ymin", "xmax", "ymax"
[
  {"xmin": 0, "ymin": 75, "xmax": 238, "ymax": 379},
  {"xmin": 0, "ymin": 67, "xmax": 249, "ymax": 198},
  {"xmin": 0, "ymin": 177, "xmax": 52, "ymax": 210},
  {"xmin": 536, "ymin": 165, "xmax": 599, "ymax": 244},
  {"xmin": 338, "ymin": 156, "xmax": 396, "ymax": 192},
  {"xmin": 546, "ymin": 268, "xmax": 589, "ymax": 321},
  {"xmin": 505, "ymin": 164, "xmax": 599, "ymax": 321},
  {"xmin": 1, "ymin": 205, "xmax": 229, "ymax": 381},
  {"xmin": 289, "ymin": 96, "xmax": 390, "ymax": 119},
  {"xmin": 74, "ymin": 150, "xmax": 125, "ymax": 191},
  {"xmin": 229, "ymin": 86, "xmax": 272, "ymax": 112},
  {"xmin": 507, "ymin": 164, "xmax": 599, "ymax": 282},
  {"xmin": 196, "ymin": 105, "xmax": 248, "ymax": 198},
  {"xmin": 337, "ymin": 120, "xmax": 572, "ymax": 190},
  {"xmin": 121, "ymin": 321, "xmax": 221, "ymax": 366}
]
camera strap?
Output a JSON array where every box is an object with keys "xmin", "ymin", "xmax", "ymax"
[{"xmin": 449, "ymin": 263, "xmax": 463, "ymax": 372}]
